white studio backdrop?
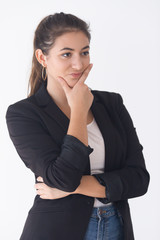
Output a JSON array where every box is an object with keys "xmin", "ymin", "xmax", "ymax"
[{"xmin": 0, "ymin": 0, "xmax": 159, "ymax": 239}]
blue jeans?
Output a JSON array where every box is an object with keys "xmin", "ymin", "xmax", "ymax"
[{"xmin": 83, "ymin": 204, "xmax": 124, "ymax": 240}]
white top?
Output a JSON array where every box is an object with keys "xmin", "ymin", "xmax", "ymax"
[{"xmin": 87, "ymin": 117, "xmax": 111, "ymax": 207}]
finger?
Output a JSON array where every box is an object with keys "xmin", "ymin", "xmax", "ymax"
[
  {"xmin": 36, "ymin": 189, "xmax": 44, "ymax": 195},
  {"xmin": 34, "ymin": 183, "xmax": 44, "ymax": 190},
  {"xmin": 57, "ymin": 77, "xmax": 71, "ymax": 94},
  {"xmin": 39, "ymin": 195, "xmax": 45, "ymax": 199},
  {"xmin": 78, "ymin": 63, "xmax": 93, "ymax": 84},
  {"xmin": 37, "ymin": 176, "xmax": 44, "ymax": 182},
  {"xmin": 39, "ymin": 194, "xmax": 48, "ymax": 199}
]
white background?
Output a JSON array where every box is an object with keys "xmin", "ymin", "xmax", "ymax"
[{"xmin": 0, "ymin": 0, "xmax": 159, "ymax": 239}]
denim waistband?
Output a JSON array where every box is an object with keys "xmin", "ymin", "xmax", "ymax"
[{"xmin": 91, "ymin": 203, "xmax": 117, "ymax": 218}]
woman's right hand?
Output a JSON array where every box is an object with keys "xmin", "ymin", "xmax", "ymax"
[{"xmin": 57, "ymin": 64, "xmax": 93, "ymax": 115}]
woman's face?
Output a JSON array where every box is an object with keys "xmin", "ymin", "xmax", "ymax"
[{"xmin": 44, "ymin": 31, "xmax": 90, "ymax": 88}]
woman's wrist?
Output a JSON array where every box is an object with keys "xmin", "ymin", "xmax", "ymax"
[
  {"xmin": 72, "ymin": 175, "xmax": 106, "ymax": 198},
  {"xmin": 67, "ymin": 111, "xmax": 88, "ymax": 146},
  {"xmin": 70, "ymin": 109, "xmax": 88, "ymax": 122}
]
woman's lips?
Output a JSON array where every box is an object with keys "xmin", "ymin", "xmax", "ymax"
[{"xmin": 70, "ymin": 73, "xmax": 82, "ymax": 78}]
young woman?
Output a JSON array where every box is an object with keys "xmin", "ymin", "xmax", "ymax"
[{"xmin": 6, "ymin": 12, "xmax": 150, "ymax": 240}]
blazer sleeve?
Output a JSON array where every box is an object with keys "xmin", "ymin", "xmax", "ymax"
[
  {"xmin": 6, "ymin": 103, "xmax": 93, "ymax": 192},
  {"xmin": 92, "ymin": 93, "xmax": 150, "ymax": 203}
]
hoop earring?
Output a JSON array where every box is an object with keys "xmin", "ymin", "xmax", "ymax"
[{"xmin": 42, "ymin": 67, "xmax": 47, "ymax": 81}]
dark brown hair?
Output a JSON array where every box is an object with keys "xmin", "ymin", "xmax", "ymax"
[{"xmin": 28, "ymin": 12, "xmax": 91, "ymax": 97}]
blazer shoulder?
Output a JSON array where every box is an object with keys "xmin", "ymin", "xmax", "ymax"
[
  {"xmin": 6, "ymin": 95, "xmax": 38, "ymax": 120},
  {"xmin": 92, "ymin": 89, "xmax": 122, "ymax": 99},
  {"xmin": 92, "ymin": 90, "xmax": 124, "ymax": 112}
]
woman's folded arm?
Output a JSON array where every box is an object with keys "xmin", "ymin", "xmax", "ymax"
[
  {"xmin": 6, "ymin": 102, "xmax": 93, "ymax": 192},
  {"xmin": 92, "ymin": 93, "xmax": 150, "ymax": 203}
]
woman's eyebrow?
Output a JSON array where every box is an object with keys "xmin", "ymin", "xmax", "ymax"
[{"xmin": 60, "ymin": 45, "xmax": 90, "ymax": 51}]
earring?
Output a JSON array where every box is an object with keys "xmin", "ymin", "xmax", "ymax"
[{"xmin": 42, "ymin": 66, "xmax": 47, "ymax": 81}]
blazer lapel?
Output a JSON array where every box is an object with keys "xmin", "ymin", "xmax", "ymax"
[
  {"xmin": 35, "ymin": 81, "xmax": 69, "ymax": 134},
  {"xmin": 91, "ymin": 92, "xmax": 123, "ymax": 171},
  {"xmin": 91, "ymin": 94, "xmax": 114, "ymax": 171}
]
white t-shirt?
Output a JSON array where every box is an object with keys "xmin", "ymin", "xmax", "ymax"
[{"xmin": 87, "ymin": 117, "xmax": 111, "ymax": 207}]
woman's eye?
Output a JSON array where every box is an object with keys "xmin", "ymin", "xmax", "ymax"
[
  {"xmin": 82, "ymin": 51, "xmax": 89, "ymax": 56},
  {"xmin": 62, "ymin": 52, "xmax": 71, "ymax": 57},
  {"xmin": 61, "ymin": 51, "xmax": 89, "ymax": 58}
]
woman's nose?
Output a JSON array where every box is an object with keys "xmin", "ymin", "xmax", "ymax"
[{"xmin": 71, "ymin": 56, "xmax": 83, "ymax": 70}]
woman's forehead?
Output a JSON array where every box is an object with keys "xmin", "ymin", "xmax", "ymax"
[{"xmin": 53, "ymin": 31, "xmax": 90, "ymax": 50}]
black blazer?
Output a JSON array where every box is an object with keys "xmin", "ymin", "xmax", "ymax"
[{"xmin": 6, "ymin": 81, "xmax": 150, "ymax": 240}]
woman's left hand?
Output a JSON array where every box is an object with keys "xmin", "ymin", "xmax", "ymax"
[{"xmin": 35, "ymin": 176, "xmax": 72, "ymax": 200}]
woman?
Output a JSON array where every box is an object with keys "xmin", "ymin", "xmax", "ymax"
[{"xmin": 6, "ymin": 12, "xmax": 150, "ymax": 240}]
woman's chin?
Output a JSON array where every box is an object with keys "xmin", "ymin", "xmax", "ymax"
[{"xmin": 67, "ymin": 79, "xmax": 79, "ymax": 88}]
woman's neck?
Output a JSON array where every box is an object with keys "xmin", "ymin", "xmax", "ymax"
[{"xmin": 46, "ymin": 78, "xmax": 71, "ymax": 119}]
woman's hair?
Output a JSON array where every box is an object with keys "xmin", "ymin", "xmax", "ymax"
[{"xmin": 28, "ymin": 12, "xmax": 91, "ymax": 97}]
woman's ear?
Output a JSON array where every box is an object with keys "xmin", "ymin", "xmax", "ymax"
[{"xmin": 35, "ymin": 49, "xmax": 47, "ymax": 67}]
